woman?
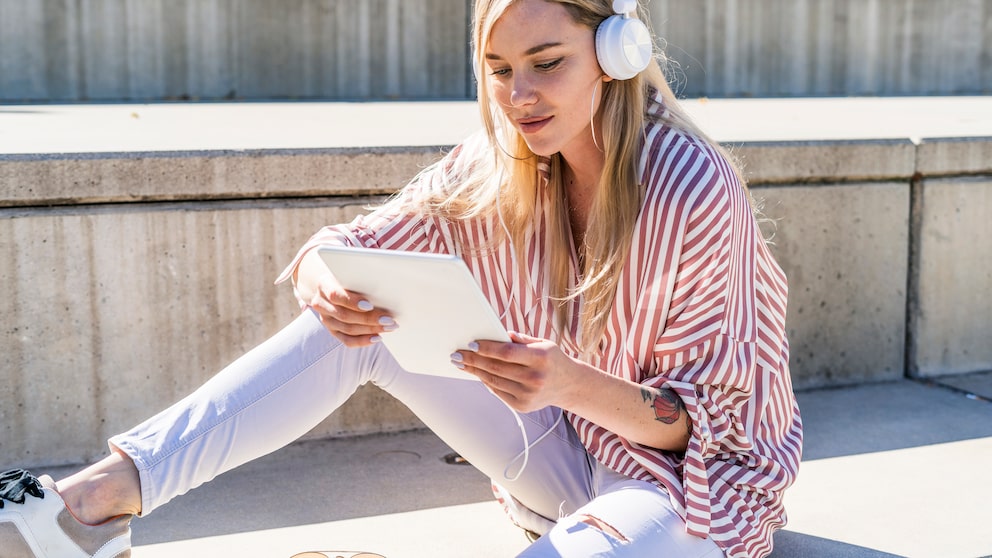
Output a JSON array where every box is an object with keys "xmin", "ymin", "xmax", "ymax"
[{"xmin": 0, "ymin": 1, "xmax": 802, "ymax": 557}]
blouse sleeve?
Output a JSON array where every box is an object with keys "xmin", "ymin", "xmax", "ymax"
[
  {"xmin": 640, "ymin": 142, "xmax": 772, "ymax": 536},
  {"xmin": 273, "ymin": 133, "xmax": 486, "ymax": 308}
]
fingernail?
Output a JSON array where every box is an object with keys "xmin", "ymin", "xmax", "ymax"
[
  {"xmin": 379, "ymin": 316, "xmax": 396, "ymax": 326},
  {"xmin": 467, "ymin": 342, "xmax": 479, "ymax": 352},
  {"xmin": 358, "ymin": 300, "xmax": 374, "ymax": 311},
  {"xmin": 450, "ymin": 352, "xmax": 464, "ymax": 363},
  {"xmin": 451, "ymin": 360, "xmax": 465, "ymax": 370},
  {"xmin": 370, "ymin": 335, "xmax": 382, "ymax": 344}
]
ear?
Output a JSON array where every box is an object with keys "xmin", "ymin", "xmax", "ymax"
[{"xmin": 601, "ymin": 74, "xmax": 614, "ymax": 83}]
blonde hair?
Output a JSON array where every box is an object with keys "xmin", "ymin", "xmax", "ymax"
[{"xmin": 380, "ymin": 0, "xmax": 746, "ymax": 351}]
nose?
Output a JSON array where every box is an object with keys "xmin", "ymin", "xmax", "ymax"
[{"xmin": 508, "ymin": 74, "xmax": 538, "ymax": 107}]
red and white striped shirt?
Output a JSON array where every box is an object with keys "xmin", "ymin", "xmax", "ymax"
[{"xmin": 277, "ymin": 92, "xmax": 803, "ymax": 558}]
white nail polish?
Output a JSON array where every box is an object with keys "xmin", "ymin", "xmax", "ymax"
[{"xmin": 358, "ymin": 300, "xmax": 374, "ymax": 311}]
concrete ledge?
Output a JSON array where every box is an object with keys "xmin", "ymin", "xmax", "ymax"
[
  {"xmin": 738, "ymin": 140, "xmax": 916, "ymax": 185},
  {"xmin": 917, "ymin": 136, "xmax": 992, "ymax": 176},
  {"xmin": 0, "ymin": 148, "xmax": 443, "ymax": 207}
]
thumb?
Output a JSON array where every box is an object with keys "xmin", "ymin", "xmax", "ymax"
[{"xmin": 508, "ymin": 331, "xmax": 542, "ymax": 345}]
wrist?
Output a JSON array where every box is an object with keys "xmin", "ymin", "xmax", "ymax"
[{"xmin": 557, "ymin": 358, "xmax": 601, "ymax": 411}]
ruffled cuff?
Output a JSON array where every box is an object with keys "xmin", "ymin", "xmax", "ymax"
[{"xmin": 661, "ymin": 379, "xmax": 713, "ymax": 538}]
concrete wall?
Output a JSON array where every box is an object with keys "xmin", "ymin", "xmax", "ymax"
[
  {"xmin": 907, "ymin": 138, "xmax": 992, "ymax": 378},
  {"xmin": 910, "ymin": 172, "xmax": 992, "ymax": 377},
  {"xmin": 649, "ymin": 0, "xmax": 992, "ymax": 97},
  {"xmin": 0, "ymin": 0, "xmax": 473, "ymax": 102},
  {"xmin": 2, "ymin": 0, "xmax": 990, "ymax": 102},
  {"xmin": 1, "ymin": 147, "xmax": 444, "ymax": 468}
]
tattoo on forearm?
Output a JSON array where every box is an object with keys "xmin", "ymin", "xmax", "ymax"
[{"xmin": 641, "ymin": 388, "xmax": 684, "ymax": 425}]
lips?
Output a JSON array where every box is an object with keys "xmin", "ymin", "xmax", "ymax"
[{"xmin": 517, "ymin": 115, "xmax": 552, "ymax": 134}]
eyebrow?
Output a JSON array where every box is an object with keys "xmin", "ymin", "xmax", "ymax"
[{"xmin": 485, "ymin": 42, "xmax": 564, "ymax": 60}]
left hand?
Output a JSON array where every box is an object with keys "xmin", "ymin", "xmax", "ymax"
[{"xmin": 452, "ymin": 331, "xmax": 577, "ymax": 413}]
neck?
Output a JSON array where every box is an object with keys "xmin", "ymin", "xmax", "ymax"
[{"xmin": 561, "ymin": 148, "xmax": 603, "ymax": 195}]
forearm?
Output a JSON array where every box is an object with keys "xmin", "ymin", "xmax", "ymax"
[{"xmin": 562, "ymin": 362, "xmax": 691, "ymax": 453}]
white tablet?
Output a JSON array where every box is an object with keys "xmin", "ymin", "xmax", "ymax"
[{"xmin": 318, "ymin": 245, "xmax": 510, "ymax": 379}]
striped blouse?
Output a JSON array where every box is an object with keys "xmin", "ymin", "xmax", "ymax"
[{"xmin": 276, "ymin": 91, "xmax": 803, "ymax": 558}]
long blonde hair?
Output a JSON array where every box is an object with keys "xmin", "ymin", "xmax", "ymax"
[{"xmin": 380, "ymin": 0, "xmax": 745, "ymax": 351}]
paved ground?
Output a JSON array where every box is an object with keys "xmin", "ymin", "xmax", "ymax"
[{"xmin": 39, "ymin": 373, "xmax": 992, "ymax": 558}]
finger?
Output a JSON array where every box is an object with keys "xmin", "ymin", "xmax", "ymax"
[
  {"xmin": 483, "ymin": 383, "xmax": 522, "ymax": 408},
  {"xmin": 313, "ymin": 310, "xmax": 384, "ymax": 347},
  {"xmin": 454, "ymin": 351, "xmax": 525, "ymax": 385},
  {"xmin": 507, "ymin": 330, "xmax": 541, "ymax": 344},
  {"xmin": 471, "ymin": 339, "xmax": 529, "ymax": 365},
  {"xmin": 313, "ymin": 273, "xmax": 381, "ymax": 313},
  {"xmin": 470, "ymin": 366, "xmax": 530, "ymax": 411},
  {"xmin": 470, "ymin": 364, "xmax": 522, "ymax": 393},
  {"xmin": 330, "ymin": 329, "xmax": 383, "ymax": 348},
  {"xmin": 319, "ymin": 314, "xmax": 386, "ymax": 337},
  {"xmin": 313, "ymin": 294, "xmax": 396, "ymax": 331},
  {"xmin": 324, "ymin": 287, "xmax": 375, "ymax": 313}
]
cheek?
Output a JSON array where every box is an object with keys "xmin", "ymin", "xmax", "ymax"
[{"xmin": 487, "ymin": 79, "xmax": 511, "ymax": 107}]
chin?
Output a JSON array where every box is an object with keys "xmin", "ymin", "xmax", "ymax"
[{"xmin": 521, "ymin": 140, "xmax": 559, "ymax": 158}]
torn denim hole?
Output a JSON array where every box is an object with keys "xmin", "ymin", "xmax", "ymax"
[{"xmin": 575, "ymin": 514, "xmax": 630, "ymax": 544}]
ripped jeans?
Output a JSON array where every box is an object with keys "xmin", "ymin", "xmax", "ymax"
[{"xmin": 110, "ymin": 310, "xmax": 725, "ymax": 558}]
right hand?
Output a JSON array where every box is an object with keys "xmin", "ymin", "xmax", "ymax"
[{"xmin": 308, "ymin": 271, "xmax": 397, "ymax": 347}]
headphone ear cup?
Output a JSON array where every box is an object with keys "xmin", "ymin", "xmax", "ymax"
[{"xmin": 595, "ymin": 15, "xmax": 652, "ymax": 80}]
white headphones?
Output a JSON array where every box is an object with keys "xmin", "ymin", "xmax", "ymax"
[{"xmin": 595, "ymin": 0, "xmax": 652, "ymax": 80}]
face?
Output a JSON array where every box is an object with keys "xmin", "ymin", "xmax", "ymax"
[{"xmin": 484, "ymin": 0, "xmax": 609, "ymax": 161}]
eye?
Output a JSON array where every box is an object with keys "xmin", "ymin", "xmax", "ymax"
[
  {"xmin": 489, "ymin": 67, "xmax": 511, "ymax": 77},
  {"xmin": 536, "ymin": 58, "xmax": 563, "ymax": 71}
]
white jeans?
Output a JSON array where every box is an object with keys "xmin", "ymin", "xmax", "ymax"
[{"xmin": 110, "ymin": 310, "xmax": 724, "ymax": 558}]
